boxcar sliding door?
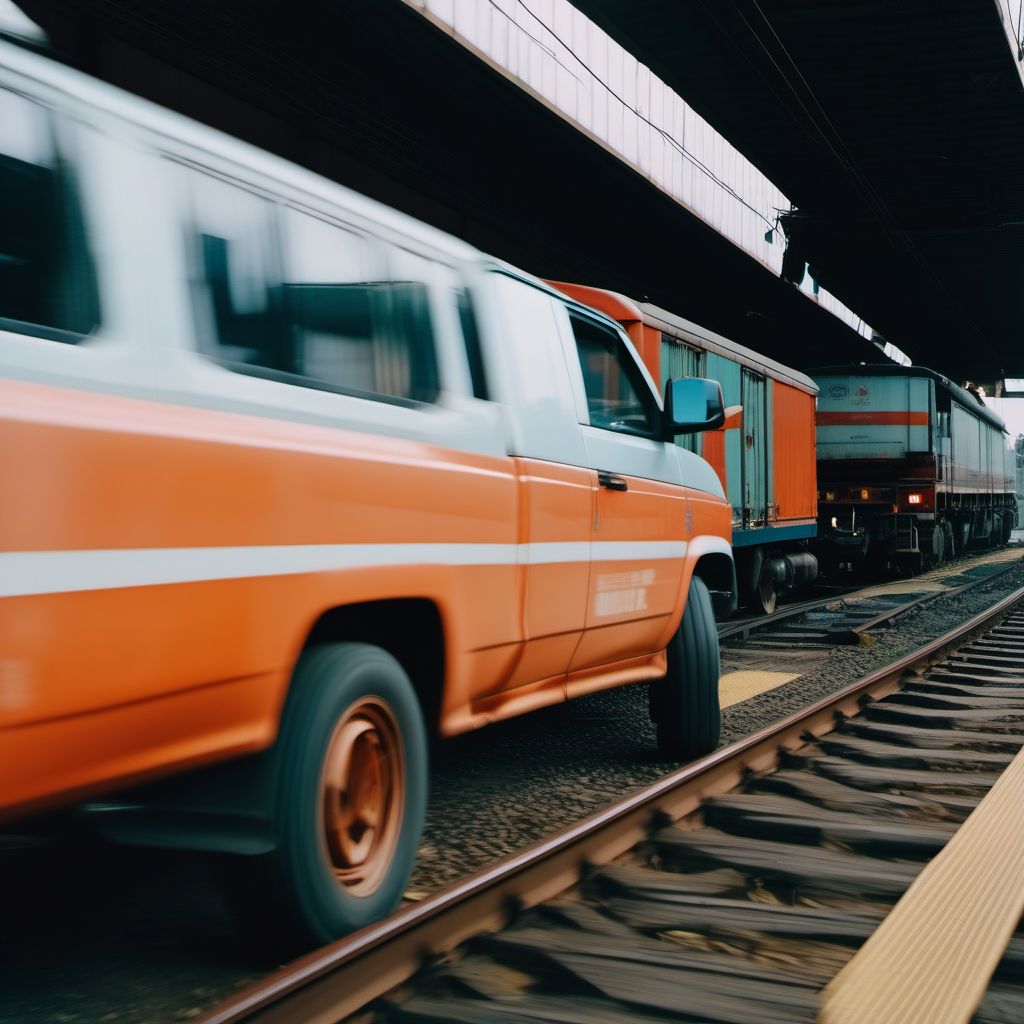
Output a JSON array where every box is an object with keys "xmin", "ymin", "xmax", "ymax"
[
  {"xmin": 741, "ymin": 369, "xmax": 769, "ymax": 529},
  {"xmin": 705, "ymin": 352, "xmax": 742, "ymax": 526}
]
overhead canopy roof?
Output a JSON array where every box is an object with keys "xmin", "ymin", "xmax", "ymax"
[
  {"xmin": 572, "ymin": 0, "xmax": 1024, "ymax": 382},
  {"xmin": 12, "ymin": 0, "xmax": 888, "ymax": 372}
]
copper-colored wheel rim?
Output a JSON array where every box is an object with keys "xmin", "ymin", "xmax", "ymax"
[{"xmin": 321, "ymin": 697, "xmax": 404, "ymax": 897}]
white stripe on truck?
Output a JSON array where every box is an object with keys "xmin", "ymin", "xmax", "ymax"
[{"xmin": 0, "ymin": 540, "xmax": 689, "ymax": 597}]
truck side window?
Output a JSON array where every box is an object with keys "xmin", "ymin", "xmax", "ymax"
[
  {"xmin": 281, "ymin": 209, "xmax": 384, "ymax": 396},
  {"xmin": 569, "ymin": 313, "xmax": 658, "ymax": 437},
  {"xmin": 370, "ymin": 244, "xmax": 439, "ymax": 403},
  {"xmin": 0, "ymin": 89, "xmax": 100, "ymax": 343},
  {"xmin": 456, "ymin": 286, "xmax": 487, "ymax": 400},
  {"xmin": 189, "ymin": 170, "xmax": 438, "ymax": 404}
]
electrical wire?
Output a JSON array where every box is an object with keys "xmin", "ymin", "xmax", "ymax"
[
  {"xmin": 488, "ymin": 0, "xmax": 780, "ymax": 231},
  {"xmin": 483, "ymin": 0, "xmax": 589, "ymax": 86}
]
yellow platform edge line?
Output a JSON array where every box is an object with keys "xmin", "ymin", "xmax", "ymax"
[{"xmin": 818, "ymin": 743, "xmax": 1024, "ymax": 1024}]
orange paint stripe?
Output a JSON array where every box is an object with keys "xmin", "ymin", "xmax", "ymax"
[{"xmin": 816, "ymin": 411, "xmax": 929, "ymax": 426}]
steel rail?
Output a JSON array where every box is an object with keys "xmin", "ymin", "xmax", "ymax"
[
  {"xmin": 717, "ymin": 586, "xmax": 857, "ymax": 640},
  {"xmin": 719, "ymin": 552, "xmax": 1023, "ymax": 645},
  {"xmin": 199, "ymin": 582, "xmax": 1024, "ymax": 1024},
  {"xmin": 837, "ymin": 557, "xmax": 1024, "ymax": 642}
]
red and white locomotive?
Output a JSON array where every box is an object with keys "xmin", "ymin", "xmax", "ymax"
[{"xmin": 813, "ymin": 364, "xmax": 1017, "ymax": 574}]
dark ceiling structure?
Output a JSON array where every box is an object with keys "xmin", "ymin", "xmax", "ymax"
[
  {"xmin": 12, "ymin": 0, "xmax": 886, "ymax": 372},
  {"xmin": 572, "ymin": 0, "xmax": 1024, "ymax": 382}
]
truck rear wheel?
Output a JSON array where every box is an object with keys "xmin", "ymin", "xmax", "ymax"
[
  {"xmin": 225, "ymin": 643, "xmax": 428, "ymax": 953},
  {"xmin": 650, "ymin": 575, "xmax": 721, "ymax": 760}
]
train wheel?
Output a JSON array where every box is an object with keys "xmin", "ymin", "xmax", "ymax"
[
  {"xmin": 651, "ymin": 575, "xmax": 721, "ymax": 760},
  {"xmin": 942, "ymin": 521, "xmax": 955, "ymax": 560},
  {"xmin": 921, "ymin": 526, "xmax": 944, "ymax": 571},
  {"xmin": 959, "ymin": 521, "xmax": 971, "ymax": 553},
  {"xmin": 224, "ymin": 643, "xmax": 428, "ymax": 954},
  {"xmin": 750, "ymin": 560, "xmax": 778, "ymax": 615}
]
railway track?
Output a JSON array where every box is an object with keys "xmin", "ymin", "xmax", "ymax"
[
  {"xmin": 200, "ymin": 583, "xmax": 1024, "ymax": 1024},
  {"xmin": 720, "ymin": 549, "xmax": 1024, "ymax": 647}
]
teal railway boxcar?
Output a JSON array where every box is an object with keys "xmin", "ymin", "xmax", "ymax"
[{"xmin": 813, "ymin": 365, "xmax": 1018, "ymax": 573}]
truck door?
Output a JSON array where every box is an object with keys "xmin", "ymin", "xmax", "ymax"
[
  {"xmin": 483, "ymin": 273, "xmax": 594, "ymax": 698},
  {"xmin": 558, "ymin": 308, "xmax": 687, "ymax": 682},
  {"xmin": 741, "ymin": 368, "xmax": 769, "ymax": 528}
]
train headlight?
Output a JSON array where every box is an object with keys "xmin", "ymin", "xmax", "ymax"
[{"xmin": 907, "ymin": 493, "xmax": 922, "ymax": 505}]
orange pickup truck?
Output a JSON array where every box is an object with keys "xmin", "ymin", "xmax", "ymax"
[{"xmin": 0, "ymin": 39, "xmax": 735, "ymax": 946}]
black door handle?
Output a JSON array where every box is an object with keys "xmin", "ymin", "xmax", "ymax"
[{"xmin": 598, "ymin": 470, "xmax": 628, "ymax": 492}]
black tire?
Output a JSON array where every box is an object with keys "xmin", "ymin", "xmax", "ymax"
[
  {"xmin": 225, "ymin": 643, "xmax": 428, "ymax": 954},
  {"xmin": 650, "ymin": 575, "xmax": 721, "ymax": 760}
]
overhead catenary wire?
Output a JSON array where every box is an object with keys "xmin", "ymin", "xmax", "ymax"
[{"xmin": 486, "ymin": 0, "xmax": 781, "ymax": 232}]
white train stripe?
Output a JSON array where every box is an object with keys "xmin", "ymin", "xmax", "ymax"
[{"xmin": 0, "ymin": 540, "xmax": 688, "ymax": 598}]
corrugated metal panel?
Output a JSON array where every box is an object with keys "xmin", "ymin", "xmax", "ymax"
[
  {"xmin": 741, "ymin": 369, "xmax": 768, "ymax": 527},
  {"xmin": 772, "ymin": 381, "xmax": 817, "ymax": 522},
  {"xmin": 950, "ymin": 399, "xmax": 1007, "ymax": 492},
  {"xmin": 660, "ymin": 333, "xmax": 704, "ymax": 456},
  {"xmin": 706, "ymin": 352, "xmax": 742, "ymax": 520}
]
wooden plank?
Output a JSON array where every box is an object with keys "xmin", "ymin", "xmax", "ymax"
[{"xmin": 818, "ymin": 745, "xmax": 1024, "ymax": 1024}]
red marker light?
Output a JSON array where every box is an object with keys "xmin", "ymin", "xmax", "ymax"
[{"xmin": 907, "ymin": 493, "xmax": 922, "ymax": 505}]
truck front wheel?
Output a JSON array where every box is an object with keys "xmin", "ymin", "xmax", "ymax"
[
  {"xmin": 225, "ymin": 642, "xmax": 428, "ymax": 953},
  {"xmin": 650, "ymin": 575, "xmax": 721, "ymax": 760}
]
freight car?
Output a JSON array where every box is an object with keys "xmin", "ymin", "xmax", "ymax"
[
  {"xmin": 813, "ymin": 365, "xmax": 1017, "ymax": 574},
  {"xmin": 551, "ymin": 283, "xmax": 819, "ymax": 614}
]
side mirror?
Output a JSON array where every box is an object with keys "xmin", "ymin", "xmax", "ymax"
[{"xmin": 663, "ymin": 377, "xmax": 725, "ymax": 437}]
